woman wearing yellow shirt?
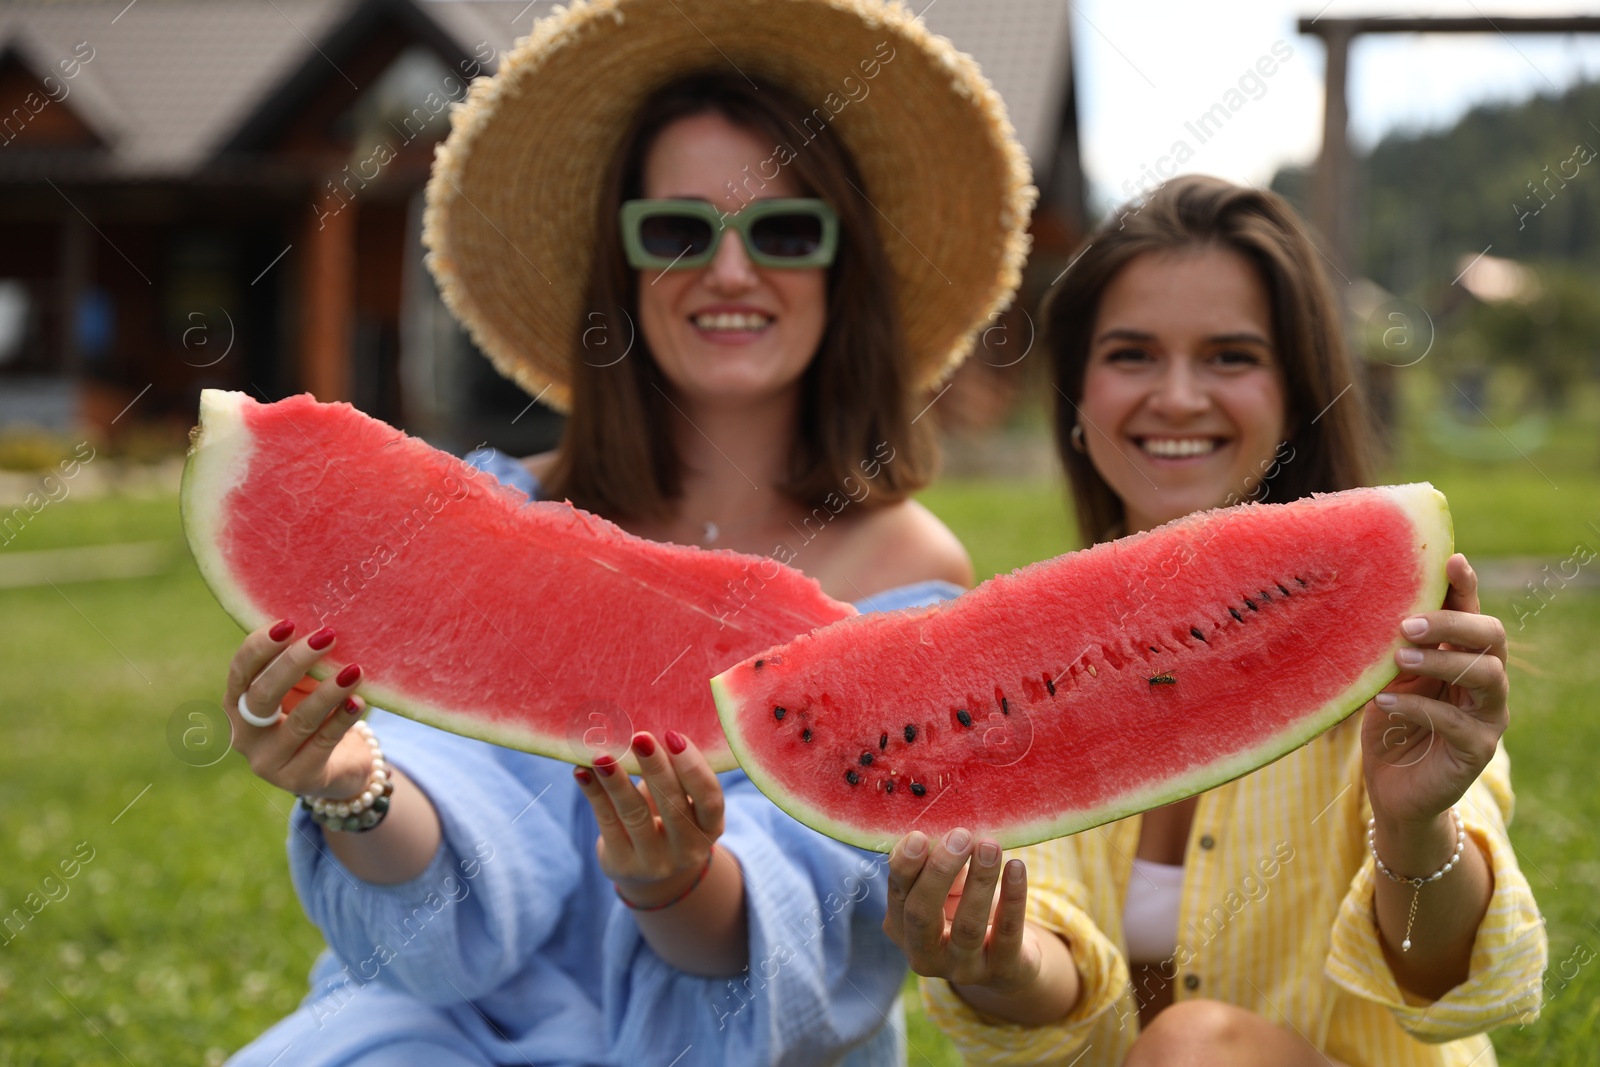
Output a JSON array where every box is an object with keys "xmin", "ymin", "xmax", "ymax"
[{"xmin": 884, "ymin": 176, "xmax": 1547, "ymax": 1066}]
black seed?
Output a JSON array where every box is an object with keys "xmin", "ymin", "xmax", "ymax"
[
  {"xmin": 1277, "ymin": 583, "xmax": 1291, "ymax": 597},
  {"xmin": 773, "ymin": 706, "xmax": 786, "ymax": 721},
  {"xmin": 884, "ymin": 780, "xmax": 894, "ymax": 794},
  {"xmin": 1295, "ymin": 576, "xmax": 1307, "ymax": 587},
  {"xmin": 860, "ymin": 752, "xmax": 874, "ymax": 766},
  {"xmin": 904, "ymin": 724, "xmax": 917, "ymax": 743},
  {"xmin": 910, "ymin": 782, "xmax": 927, "ymax": 797},
  {"xmin": 845, "ymin": 769, "xmax": 860, "ymax": 785},
  {"xmin": 1046, "ymin": 677, "xmax": 1057, "ymax": 696},
  {"xmin": 1229, "ymin": 607, "xmax": 1244, "ymax": 622},
  {"xmin": 1190, "ymin": 627, "xmax": 1206, "ymax": 642},
  {"xmin": 879, "ymin": 732, "xmax": 888, "ymax": 750},
  {"xmin": 1244, "ymin": 597, "xmax": 1258, "ymax": 612},
  {"xmin": 956, "ymin": 709, "xmax": 973, "ymax": 727},
  {"xmin": 754, "ymin": 659, "xmax": 764, "ymax": 670},
  {"xmin": 801, "ymin": 728, "xmax": 812, "ymax": 743},
  {"xmin": 1258, "ymin": 589, "xmax": 1271, "ymax": 602},
  {"xmin": 1149, "ymin": 645, "xmax": 1160, "ymax": 653},
  {"xmin": 1000, "ymin": 697, "xmax": 1010, "ymax": 715}
]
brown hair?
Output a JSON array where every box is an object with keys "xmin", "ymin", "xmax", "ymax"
[
  {"xmin": 545, "ymin": 72, "xmax": 935, "ymax": 521},
  {"xmin": 1042, "ymin": 174, "xmax": 1376, "ymax": 546}
]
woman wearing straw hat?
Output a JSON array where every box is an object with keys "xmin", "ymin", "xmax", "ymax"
[{"xmin": 224, "ymin": 1, "xmax": 1034, "ymax": 1064}]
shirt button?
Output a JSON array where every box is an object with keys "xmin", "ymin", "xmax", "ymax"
[
  {"xmin": 1199, "ymin": 834, "xmax": 1216, "ymax": 850},
  {"xmin": 1183, "ymin": 974, "xmax": 1201, "ymax": 991}
]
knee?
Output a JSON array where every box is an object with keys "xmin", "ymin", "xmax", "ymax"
[{"xmin": 1123, "ymin": 999, "xmax": 1248, "ymax": 1067}]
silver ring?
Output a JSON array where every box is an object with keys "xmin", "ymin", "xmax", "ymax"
[{"xmin": 237, "ymin": 692, "xmax": 284, "ymax": 728}]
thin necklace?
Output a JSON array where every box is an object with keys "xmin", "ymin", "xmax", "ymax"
[{"xmin": 690, "ymin": 493, "xmax": 783, "ymax": 547}]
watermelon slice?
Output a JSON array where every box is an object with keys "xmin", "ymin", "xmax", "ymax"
[
  {"xmin": 713, "ymin": 484, "xmax": 1452, "ymax": 850},
  {"xmin": 181, "ymin": 390, "xmax": 853, "ymax": 771}
]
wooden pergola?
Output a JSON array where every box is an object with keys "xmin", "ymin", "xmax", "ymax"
[{"xmin": 1299, "ymin": 14, "xmax": 1600, "ymax": 281}]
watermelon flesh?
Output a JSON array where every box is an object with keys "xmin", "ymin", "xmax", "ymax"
[
  {"xmin": 713, "ymin": 484, "xmax": 1452, "ymax": 850},
  {"xmin": 181, "ymin": 390, "xmax": 854, "ymax": 771}
]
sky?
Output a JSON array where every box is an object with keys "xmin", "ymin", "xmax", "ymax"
[{"xmin": 1071, "ymin": 0, "xmax": 1600, "ymax": 215}]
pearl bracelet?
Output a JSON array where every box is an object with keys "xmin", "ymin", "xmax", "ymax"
[
  {"xmin": 299, "ymin": 721, "xmax": 393, "ymax": 833},
  {"xmin": 1367, "ymin": 806, "xmax": 1465, "ymax": 952}
]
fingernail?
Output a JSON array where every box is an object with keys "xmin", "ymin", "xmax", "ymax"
[
  {"xmin": 903, "ymin": 831, "xmax": 926, "ymax": 858},
  {"xmin": 344, "ymin": 697, "xmax": 360, "ymax": 714},
  {"xmin": 1005, "ymin": 859, "xmax": 1024, "ymax": 884},
  {"xmin": 269, "ymin": 619, "xmax": 296, "ymax": 642},
  {"xmin": 1396, "ymin": 648, "xmax": 1423, "ymax": 667},
  {"xmin": 573, "ymin": 767, "xmax": 593, "ymax": 786},
  {"xmin": 1375, "ymin": 692, "xmax": 1398, "ymax": 707},
  {"xmin": 664, "ymin": 729, "xmax": 687, "ymax": 754},
  {"xmin": 1401, "ymin": 617, "xmax": 1428, "ymax": 638},
  {"xmin": 336, "ymin": 663, "xmax": 361, "ymax": 687},
  {"xmin": 593, "ymin": 754, "xmax": 617, "ymax": 778},
  {"xmin": 977, "ymin": 842, "xmax": 1000, "ymax": 866},
  {"xmin": 631, "ymin": 732, "xmax": 656, "ymax": 758},
  {"xmin": 946, "ymin": 828, "xmax": 971, "ymax": 853},
  {"xmin": 308, "ymin": 627, "xmax": 336, "ymax": 651}
]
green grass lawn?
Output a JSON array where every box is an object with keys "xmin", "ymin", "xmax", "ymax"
[{"xmin": 1, "ymin": 468, "xmax": 1596, "ymax": 1064}]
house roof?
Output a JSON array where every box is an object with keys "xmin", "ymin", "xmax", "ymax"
[{"xmin": 0, "ymin": 0, "xmax": 1072, "ymax": 179}]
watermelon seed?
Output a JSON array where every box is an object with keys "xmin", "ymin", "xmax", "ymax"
[
  {"xmin": 910, "ymin": 782, "xmax": 927, "ymax": 797},
  {"xmin": 956, "ymin": 709, "xmax": 973, "ymax": 728},
  {"xmin": 884, "ymin": 780, "xmax": 895, "ymax": 794},
  {"xmin": 774, "ymin": 706, "xmax": 787, "ymax": 721},
  {"xmin": 1258, "ymin": 589, "xmax": 1271, "ymax": 602},
  {"xmin": 1229, "ymin": 607, "xmax": 1244, "ymax": 622},
  {"xmin": 860, "ymin": 752, "xmax": 874, "ymax": 766},
  {"xmin": 1001, "ymin": 696, "xmax": 1010, "ymax": 715},
  {"xmin": 1088, "ymin": 664, "xmax": 1098, "ymax": 677},
  {"xmin": 845, "ymin": 769, "xmax": 860, "ymax": 785},
  {"xmin": 1295, "ymin": 576, "xmax": 1307, "ymax": 587},
  {"xmin": 1044, "ymin": 675, "xmax": 1056, "ymax": 696},
  {"xmin": 1149, "ymin": 645, "xmax": 1159, "ymax": 653},
  {"xmin": 879, "ymin": 732, "xmax": 888, "ymax": 750},
  {"xmin": 1190, "ymin": 627, "xmax": 1206, "ymax": 642},
  {"xmin": 1243, "ymin": 597, "xmax": 1258, "ymax": 612},
  {"xmin": 904, "ymin": 724, "xmax": 918, "ymax": 743},
  {"xmin": 801, "ymin": 728, "xmax": 812, "ymax": 743},
  {"xmin": 1277, "ymin": 583, "xmax": 1291, "ymax": 596},
  {"xmin": 754, "ymin": 659, "xmax": 765, "ymax": 670}
]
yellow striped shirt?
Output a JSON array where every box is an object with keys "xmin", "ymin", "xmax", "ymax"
[{"xmin": 921, "ymin": 718, "xmax": 1547, "ymax": 1066}]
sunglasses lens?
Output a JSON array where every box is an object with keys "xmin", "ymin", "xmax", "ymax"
[
  {"xmin": 638, "ymin": 214, "xmax": 714, "ymax": 260},
  {"xmin": 749, "ymin": 213, "xmax": 825, "ymax": 258}
]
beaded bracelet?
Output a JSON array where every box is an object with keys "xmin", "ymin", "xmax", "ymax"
[
  {"xmin": 1367, "ymin": 806, "xmax": 1466, "ymax": 952},
  {"xmin": 615, "ymin": 848, "xmax": 716, "ymax": 912},
  {"xmin": 299, "ymin": 721, "xmax": 393, "ymax": 834}
]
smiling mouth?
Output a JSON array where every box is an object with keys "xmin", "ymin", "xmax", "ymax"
[
  {"xmin": 1135, "ymin": 436, "xmax": 1225, "ymax": 458},
  {"xmin": 692, "ymin": 311, "xmax": 773, "ymax": 333}
]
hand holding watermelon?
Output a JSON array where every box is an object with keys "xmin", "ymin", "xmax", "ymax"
[
  {"xmin": 225, "ymin": 620, "xmax": 373, "ymax": 800},
  {"xmin": 883, "ymin": 828, "xmax": 1083, "ymax": 1025},
  {"xmin": 1361, "ymin": 553, "xmax": 1510, "ymax": 830}
]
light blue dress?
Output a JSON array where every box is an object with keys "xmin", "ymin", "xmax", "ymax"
[{"xmin": 227, "ymin": 448, "xmax": 963, "ymax": 1067}]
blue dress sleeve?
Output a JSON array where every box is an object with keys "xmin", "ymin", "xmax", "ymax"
[
  {"xmin": 598, "ymin": 579, "xmax": 965, "ymax": 1065},
  {"xmin": 285, "ymin": 715, "xmax": 584, "ymax": 1004}
]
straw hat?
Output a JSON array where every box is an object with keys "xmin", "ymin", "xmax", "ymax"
[{"xmin": 422, "ymin": 0, "xmax": 1037, "ymax": 413}]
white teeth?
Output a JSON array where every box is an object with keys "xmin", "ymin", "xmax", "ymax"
[
  {"xmin": 693, "ymin": 311, "xmax": 771, "ymax": 332},
  {"xmin": 1140, "ymin": 438, "xmax": 1218, "ymax": 458}
]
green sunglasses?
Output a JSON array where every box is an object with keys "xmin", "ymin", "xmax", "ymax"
[{"xmin": 619, "ymin": 198, "xmax": 839, "ymax": 271}]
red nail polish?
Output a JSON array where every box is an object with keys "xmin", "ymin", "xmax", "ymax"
[
  {"xmin": 573, "ymin": 767, "xmax": 593, "ymax": 786},
  {"xmin": 593, "ymin": 754, "xmax": 616, "ymax": 778},
  {"xmin": 344, "ymin": 697, "xmax": 360, "ymax": 714},
  {"xmin": 631, "ymin": 732, "xmax": 656, "ymax": 758},
  {"xmin": 308, "ymin": 627, "xmax": 336, "ymax": 651},
  {"xmin": 664, "ymin": 729, "xmax": 687, "ymax": 755},
  {"xmin": 269, "ymin": 619, "xmax": 296, "ymax": 642},
  {"xmin": 336, "ymin": 664, "xmax": 362, "ymax": 687}
]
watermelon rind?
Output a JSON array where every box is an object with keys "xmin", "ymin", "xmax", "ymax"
[{"xmin": 712, "ymin": 483, "xmax": 1454, "ymax": 851}]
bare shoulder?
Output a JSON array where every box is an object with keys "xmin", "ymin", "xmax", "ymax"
[
  {"xmin": 830, "ymin": 498, "xmax": 973, "ymax": 597},
  {"xmin": 520, "ymin": 451, "xmax": 560, "ymax": 483}
]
